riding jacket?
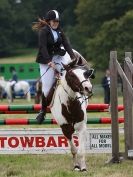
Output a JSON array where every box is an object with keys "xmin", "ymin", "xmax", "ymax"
[{"xmin": 36, "ymin": 25, "xmax": 75, "ymax": 64}]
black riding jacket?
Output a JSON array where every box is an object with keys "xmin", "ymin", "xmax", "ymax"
[{"xmin": 36, "ymin": 25, "xmax": 75, "ymax": 64}]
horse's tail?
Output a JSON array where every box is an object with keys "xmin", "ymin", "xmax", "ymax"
[{"xmin": 26, "ymin": 91, "xmax": 31, "ymax": 102}]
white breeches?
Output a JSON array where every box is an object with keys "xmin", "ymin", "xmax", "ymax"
[{"xmin": 39, "ymin": 53, "xmax": 71, "ymax": 97}]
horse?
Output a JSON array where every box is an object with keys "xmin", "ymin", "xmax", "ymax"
[
  {"xmin": 50, "ymin": 57, "xmax": 94, "ymax": 171},
  {"xmin": 0, "ymin": 77, "xmax": 31, "ymax": 103},
  {"xmin": 35, "ymin": 80, "xmax": 42, "ymax": 104}
]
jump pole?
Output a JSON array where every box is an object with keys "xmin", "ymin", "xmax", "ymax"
[
  {"xmin": 0, "ymin": 117, "xmax": 124, "ymax": 125},
  {"xmin": 0, "ymin": 104, "xmax": 124, "ymax": 114}
]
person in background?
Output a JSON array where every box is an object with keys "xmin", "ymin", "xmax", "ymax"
[
  {"xmin": 101, "ymin": 69, "xmax": 110, "ymax": 104},
  {"xmin": 32, "ymin": 10, "xmax": 76, "ymax": 124},
  {"xmin": 12, "ymin": 69, "xmax": 18, "ymax": 83}
]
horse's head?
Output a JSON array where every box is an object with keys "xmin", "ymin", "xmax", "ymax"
[{"xmin": 62, "ymin": 60, "xmax": 94, "ymax": 96}]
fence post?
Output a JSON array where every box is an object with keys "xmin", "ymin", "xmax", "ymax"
[
  {"xmin": 109, "ymin": 51, "xmax": 120, "ymax": 162},
  {"xmin": 124, "ymin": 52, "xmax": 133, "ymax": 158}
]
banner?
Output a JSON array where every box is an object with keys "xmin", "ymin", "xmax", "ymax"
[{"xmin": 0, "ymin": 128, "xmax": 113, "ymax": 154}]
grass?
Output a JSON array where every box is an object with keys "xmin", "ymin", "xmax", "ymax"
[
  {"xmin": 0, "ymin": 154, "xmax": 133, "ymax": 177},
  {"xmin": 0, "ymin": 48, "xmax": 37, "ymax": 64}
]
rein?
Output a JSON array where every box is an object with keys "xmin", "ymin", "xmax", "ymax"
[
  {"xmin": 59, "ymin": 65, "xmax": 93, "ymax": 104},
  {"xmin": 59, "ymin": 78, "xmax": 92, "ymax": 106},
  {"xmin": 25, "ymin": 63, "xmax": 60, "ymax": 96},
  {"xmin": 24, "ymin": 66, "xmax": 51, "ymax": 96},
  {"xmin": 59, "ymin": 82, "xmax": 84, "ymax": 105}
]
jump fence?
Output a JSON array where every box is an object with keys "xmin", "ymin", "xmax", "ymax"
[
  {"xmin": 110, "ymin": 51, "xmax": 133, "ymax": 162},
  {"xmin": 0, "ymin": 117, "xmax": 124, "ymax": 125},
  {"xmin": 0, "ymin": 104, "xmax": 123, "ymax": 114}
]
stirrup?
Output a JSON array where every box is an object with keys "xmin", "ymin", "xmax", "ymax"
[{"xmin": 36, "ymin": 111, "xmax": 45, "ymax": 124}]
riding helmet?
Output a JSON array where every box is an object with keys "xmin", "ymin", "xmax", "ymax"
[{"xmin": 45, "ymin": 10, "xmax": 60, "ymax": 21}]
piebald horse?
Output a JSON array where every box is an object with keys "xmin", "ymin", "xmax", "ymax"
[
  {"xmin": 0, "ymin": 77, "xmax": 31, "ymax": 103},
  {"xmin": 50, "ymin": 59, "xmax": 94, "ymax": 171}
]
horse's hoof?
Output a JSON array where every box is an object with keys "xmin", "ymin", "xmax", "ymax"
[
  {"xmin": 73, "ymin": 165, "xmax": 80, "ymax": 171},
  {"xmin": 80, "ymin": 168, "xmax": 87, "ymax": 172},
  {"xmin": 36, "ymin": 111, "xmax": 45, "ymax": 124}
]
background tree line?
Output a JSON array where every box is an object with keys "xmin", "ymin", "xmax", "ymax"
[{"xmin": 0, "ymin": 0, "xmax": 133, "ymax": 69}]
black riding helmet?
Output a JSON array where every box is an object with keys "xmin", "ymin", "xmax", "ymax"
[{"xmin": 45, "ymin": 10, "xmax": 60, "ymax": 21}]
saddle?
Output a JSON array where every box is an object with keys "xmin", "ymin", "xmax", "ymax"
[{"xmin": 46, "ymin": 78, "xmax": 60, "ymax": 107}]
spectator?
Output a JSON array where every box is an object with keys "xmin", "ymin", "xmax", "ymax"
[
  {"xmin": 11, "ymin": 69, "xmax": 18, "ymax": 82},
  {"xmin": 101, "ymin": 69, "xmax": 110, "ymax": 104}
]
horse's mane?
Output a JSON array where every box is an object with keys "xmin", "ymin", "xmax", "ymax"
[
  {"xmin": 73, "ymin": 50, "xmax": 85, "ymax": 61},
  {"xmin": 73, "ymin": 50, "xmax": 90, "ymax": 68}
]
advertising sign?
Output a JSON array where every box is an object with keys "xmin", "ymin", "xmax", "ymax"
[{"xmin": 0, "ymin": 128, "xmax": 112, "ymax": 154}]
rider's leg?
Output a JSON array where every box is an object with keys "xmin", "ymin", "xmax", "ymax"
[
  {"xmin": 36, "ymin": 93, "xmax": 47, "ymax": 124},
  {"xmin": 52, "ymin": 54, "xmax": 71, "ymax": 73},
  {"xmin": 36, "ymin": 54, "xmax": 70, "ymax": 124},
  {"xmin": 36, "ymin": 64, "xmax": 55, "ymax": 124}
]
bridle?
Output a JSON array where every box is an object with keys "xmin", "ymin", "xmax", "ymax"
[
  {"xmin": 66, "ymin": 66, "xmax": 93, "ymax": 95},
  {"xmin": 60, "ymin": 65, "xmax": 93, "ymax": 102}
]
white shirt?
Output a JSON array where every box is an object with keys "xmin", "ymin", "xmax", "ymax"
[{"xmin": 50, "ymin": 28, "xmax": 58, "ymax": 42}]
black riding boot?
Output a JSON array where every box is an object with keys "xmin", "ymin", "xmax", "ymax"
[{"xmin": 36, "ymin": 94, "xmax": 47, "ymax": 124}]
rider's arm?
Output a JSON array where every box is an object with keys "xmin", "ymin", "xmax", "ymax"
[
  {"xmin": 60, "ymin": 29, "xmax": 75, "ymax": 60},
  {"xmin": 38, "ymin": 28, "xmax": 51, "ymax": 64}
]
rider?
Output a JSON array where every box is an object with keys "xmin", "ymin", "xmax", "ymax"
[
  {"xmin": 32, "ymin": 9, "xmax": 76, "ymax": 124},
  {"xmin": 12, "ymin": 69, "xmax": 18, "ymax": 82}
]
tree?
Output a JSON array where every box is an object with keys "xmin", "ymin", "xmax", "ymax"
[
  {"xmin": 73, "ymin": 0, "xmax": 133, "ymax": 68},
  {"xmin": 0, "ymin": 0, "xmax": 78, "ymax": 57},
  {"xmin": 0, "ymin": 0, "xmax": 15, "ymax": 56},
  {"xmin": 86, "ymin": 10, "xmax": 133, "ymax": 69},
  {"xmin": 32, "ymin": 0, "xmax": 77, "ymax": 27},
  {"xmin": 9, "ymin": 0, "xmax": 36, "ymax": 47}
]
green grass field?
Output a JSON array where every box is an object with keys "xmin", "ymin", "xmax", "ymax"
[{"xmin": 0, "ymin": 48, "xmax": 37, "ymax": 64}]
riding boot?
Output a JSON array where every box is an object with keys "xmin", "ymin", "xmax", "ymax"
[{"xmin": 36, "ymin": 94, "xmax": 47, "ymax": 124}]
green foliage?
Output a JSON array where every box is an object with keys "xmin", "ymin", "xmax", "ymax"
[
  {"xmin": 0, "ymin": 0, "xmax": 15, "ymax": 56},
  {"xmin": 86, "ymin": 10, "xmax": 133, "ymax": 69},
  {"xmin": 76, "ymin": 0, "xmax": 133, "ymax": 38},
  {"xmin": 0, "ymin": 0, "xmax": 36, "ymax": 56},
  {"xmin": 32, "ymin": 0, "xmax": 77, "ymax": 27},
  {"xmin": 72, "ymin": 0, "xmax": 133, "ymax": 68},
  {"xmin": 9, "ymin": 0, "xmax": 36, "ymax": 47},
  {"xmin": 0, "ymin": 0, "xmax": 77, "ymax": 57}
]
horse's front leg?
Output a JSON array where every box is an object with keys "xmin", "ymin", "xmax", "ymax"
[
  {"xmin": 75, "ymin": 122, "xmax": 87, "ymax": 171},
  {"xmin": 7, "ymin": 90, "xmax": 13, "ymax": 103},
  {"xmin": 60, "ymin": 124, "xmax": 79, "ymax": 170},
  {"xmin": 69, "ymin": 140, "xmax": 80, "ymax": 171},
  {"xmin": 25, "ymin": 92, "xmax": 31, "ymax": 102}
]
